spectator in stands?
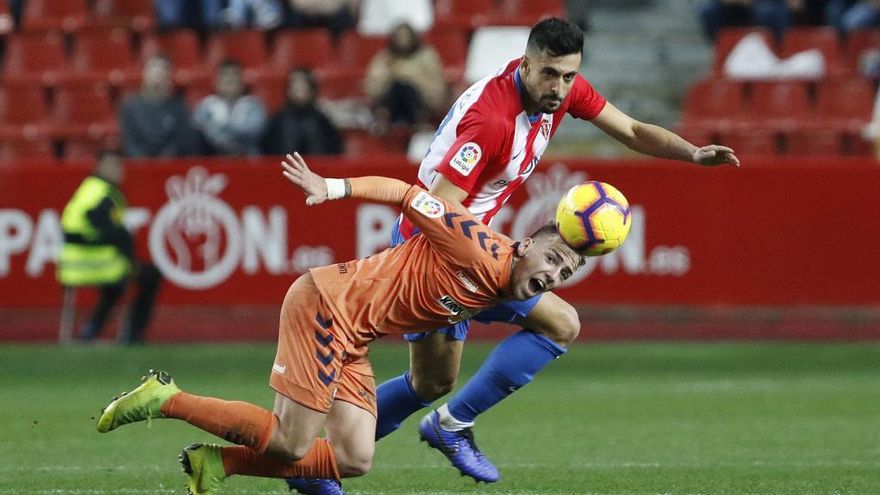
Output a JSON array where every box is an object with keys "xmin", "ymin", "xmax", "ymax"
[
  {"xmin": 193, "ymin": 60, "xmax": 267, "ymax": 156},
  {"xmin": 57, "ymin": 150, "xmax": 162, "ymax": 345},
  {"xmin": 285, "ymin": 0, "xmax": 357, "ymax": 36},
  {"xmin": 699, "ymin": 0, "xmax": 794, "ymax": 41},
  {"xmin": 262, "ymin": 68, "xmax": 344, "ymax": 156},
  {"xmin": 364, "ymin": 22, "xmax": 447, "ymax": 133},
  {"xmin": 119, "ymin": 54, "xmax": 198, "ymax": 158},
  {"xmin": 154, "ymin": 0, "xmax": 205, "ymax": 29},
  {"xmin": 207, "ymin": 0, "xmax": 284, "ymax": 29},
  {"xmin": 827, "ymin": 0, "xmax": 880, "ymax": 33}
]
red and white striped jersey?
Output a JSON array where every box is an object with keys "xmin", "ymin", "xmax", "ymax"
[{"xmin": 400, "ymin": 58, "xmax": 606, "ymax": 238}]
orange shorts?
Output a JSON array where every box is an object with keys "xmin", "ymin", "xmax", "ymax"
[{"xmin": 269, "ymin": 273, "xmax": 377, "ymax": 417}]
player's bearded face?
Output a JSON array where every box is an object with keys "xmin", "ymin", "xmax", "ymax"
[
  {"xmin": 508, "ymin": 237, "xmax": 581, "ymax": 300},
  {"xmin": 522, "ymin": 51, "xmax": 581, "ymax": 113}
]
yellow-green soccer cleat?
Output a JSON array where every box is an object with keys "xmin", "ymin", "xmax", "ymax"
[
  {"xmin": 96, "ymin": 369, "xmax": 180, "ymax": 433},
  {"xmin": 180, "ymin": 443, "xmax": 227, "ymax": 495}
]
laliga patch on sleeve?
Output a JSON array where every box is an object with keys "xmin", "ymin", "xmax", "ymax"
[
  {"xmin": 411, "ymin": 191, "xmax": 445, "ymax": 218},
  {"xmin": 449, "ymin": 142, "xmax": 482, "ymax": 176}
]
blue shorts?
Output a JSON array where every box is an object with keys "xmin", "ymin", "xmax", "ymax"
[{"xmin": 391, "ymin": 217, "xmax": 542, "ymax": 342}]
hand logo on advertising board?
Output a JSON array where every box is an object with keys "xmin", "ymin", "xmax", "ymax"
[{"xmin": 148, "ymin": 167, "xmax": 242, "ymax": 289}]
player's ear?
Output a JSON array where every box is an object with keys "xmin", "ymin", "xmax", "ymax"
[{"xmin": 516, "ymin": 238, "xmax": 534, "ymax": 257}]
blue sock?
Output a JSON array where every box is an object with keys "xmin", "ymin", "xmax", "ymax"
[
  {"xmin": 375, "ymin": 372, "xmax": 432, "ymax": 440},
  {"xmin": 448, "ymin": 330, "xmax": 565, "ymax": 423}
]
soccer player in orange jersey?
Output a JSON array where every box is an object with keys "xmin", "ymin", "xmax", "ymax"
[{"xmin": 95, "ymin": 153, "xmax": 583, "ymax": 495}]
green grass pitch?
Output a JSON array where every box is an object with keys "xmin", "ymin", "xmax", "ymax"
[{"xmin": 1, "ymin": 342, "xmax": 878, "ymax": 494}]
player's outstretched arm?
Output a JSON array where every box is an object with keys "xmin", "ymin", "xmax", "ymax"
[
  {"xmin": 591, "ymin": 102, "xmax": 740, "ymax": 167},
  {"xmin": 281, "ymin": 152, "xmax": 411, "ymax": 206}
]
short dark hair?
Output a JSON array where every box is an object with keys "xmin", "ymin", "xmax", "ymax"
[{"xmin": 526, "ymin": 18, "xmax": 584, "ymax": 57}]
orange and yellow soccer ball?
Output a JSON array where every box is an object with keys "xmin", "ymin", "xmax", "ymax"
[{"xmin": 555, "ymin": 181, "xmax": 632, "ymax": 256}]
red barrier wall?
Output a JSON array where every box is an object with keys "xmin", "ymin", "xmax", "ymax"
[{"xmin": 2, "ymin": 156, "xmax": 880, "ymax": 312}]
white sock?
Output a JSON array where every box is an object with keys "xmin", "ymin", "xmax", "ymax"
[{"xmin": 436, "ymin": 403, "xmax": 474, "ymax": 432}]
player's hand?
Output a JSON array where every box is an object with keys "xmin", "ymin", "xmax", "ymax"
[
  {"xmin": 281, "ymin": 152, "xmax": 328, "ymax": 205},
  {"xmin": 693, "ymin": 145, "xmax": 740, "ymax": 167}
]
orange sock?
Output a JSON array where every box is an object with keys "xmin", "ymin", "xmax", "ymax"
[
  {"xmin": 221, "ymin": 439, "xmax": 340, "ymax": 480},
  {"xmin": 160, "ymin": 391, "xmax": 277, "ymax": 453}
]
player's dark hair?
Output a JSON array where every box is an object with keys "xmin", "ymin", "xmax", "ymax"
[{"xmin": 526, "ymin": 18, "xmax": 584, "ymax": 57}]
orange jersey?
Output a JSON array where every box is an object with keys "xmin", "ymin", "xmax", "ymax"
[{"xmin": 309, "ymin": 185, "xmax": 514, "ymax": 356}]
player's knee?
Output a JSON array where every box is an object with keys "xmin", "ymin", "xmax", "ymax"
[
  {"xmin": 539, "ymin": 303, "xmax": 580, "ymax": 346},
  {"xmin": 410, "ymin": 373, "xmax": 456, "ymax": 401},
  {"xmin": 267, "ymin": 429, "xmax": 311, "ymax": 461},
  {"xmin": 336, "ymin": 452, "xmax": 372, "ymax": 477}
]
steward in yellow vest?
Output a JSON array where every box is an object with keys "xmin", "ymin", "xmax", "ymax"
[{"xmin": 57, "ymin": 150, "xmax": 161, "ymax": 344}]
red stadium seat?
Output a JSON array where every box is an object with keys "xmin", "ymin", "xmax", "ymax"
[
  {"xmin": 713, "ymin": 27, "xmax": 773, "ymax": 74},
  {"xmin": 493, "ymin": 0, "xmax": 565, "ymax": 26},
  {"xmin": 250, "ymin": 73, "xmax": 287, "ymax": 113},
  {"xmin": 717, "ymin": 128, "xmax": 780, "ymax": 155},
  {"xmin": 0, "ymin": 138, "xmax": 56, "ymax": 162},
  {"xmin": 92, "ymin": 0, "xmax": 157, "ymax": 32},
  {"xmin": 816, "ymin": 77, "xmax": 875, "ymax": 129},
  {"xmin": 434, "ymin": 0, "xmax": 494, "ymax": 31},
  {"xmin": 675, "ymin": 124, "xmax": 718, "ymax": 148},
  {"xmin": 681, "ymin": 78, "xmax": 747, "ymax": 127},
  {"xmin": 747, "ymin": 80, "xmax": 811, "ymax": 130},
  {"xmin": 784, "ymin": 128, "xmax": 845, "ymax": 155},
  {"xmin": 424, "ymin": 28, "xmax": 468, "ymax": 82},
  {"xmin": 205, "ymin": 30, "xmax": 269, "ymax": 71},
  {"xmin": 317, "ymin": 72, "xmax": 365, "ymax": 100},
  {"xmin": 0, "ymin": 85, "xmax": 50, "ymax": 129},
  {"xmin": 140, "ymin": 30, "xmax": 209, "ymax": 85},
  {"xmin": 0, "ymin": 0, "xmax": 13, "ymax": 35},
  {"xmin": 21, "ymin": 0, "xmax": 88, "ymax": 32},
  {"xmin": 336, "ymin": 32, "xmax": 388, "ymax": 72},
  {"xmin": 779, "ymin": 27, "xmax": 844, "ymax": 75},
  {"xmin": 183, "ymin": 77, "xmax": 215, "ymax": 109},
  {"xmin": 344, "ymin": 129, "xmax": 410, "ymax": 156},
  {"xmin": 63, "ymin": 27, "xmax": 138, "ymax": 85},
  {"xmin": 843, "ymin": 30, "xmax": 880, "ymax": 74},
  {"xmin": 845, "ymin": 131, "xmax": 874, "ymax": 155},
  {"xmin": 2, "ymin": 32, "xmax": 67, "ymax": 85},
  {"xmin": 64, "ymin": 136, "xmax": 120, "ymax": 160},
  {"xmin": 271, "ymin": 29, "xmax": 335, "ymax": 73},
  {"xmin": 51, "ymin": 84, "xmax": 117, "ymax": 139}
]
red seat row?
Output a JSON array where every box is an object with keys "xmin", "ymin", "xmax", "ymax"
[
  {"xmin": 678, "ymin": 126, "xmax": 872, "ymax": 156},
  {"xmin": 15, "ymin": 0, "xmax": 154, "ymax": 33},
  {"xmin": 681, "ymin": 77, "xmax": 875, "ymax": 132},
  {"xmin": 6, "ymin": 0, "xmax": 564, "ymax": 34},
  {"xmin": 713, "ymin": 27, "xmax": 880, "ymax": 76},
  {"xmin": 0, "ymin": 128, "xmax": 410, "ymax": 163},
  {"xmin": 1, "ymin": 28, "xmax": 469, "ymax": 88}
]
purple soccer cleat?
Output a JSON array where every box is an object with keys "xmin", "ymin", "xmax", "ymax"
[
  {"xmin": 286, "ymin": 478, "xmax": 345, "ymax": 495},
  {"xmin": 418, "ymin": 410, "xmax": 500, "ymax": 483}
]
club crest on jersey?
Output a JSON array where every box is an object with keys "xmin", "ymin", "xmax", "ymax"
[
  {"xmin": 411, "ymin": 191, "xmax": 445, "ymax": 218},
  {"xmin": 438, "ymin": 295, "xmax": 476, "ymax": 323},
  {"xmin": 449, "ymin": 142, "xmax": 482, "ymax": 176},
  {"xmin": 540, "ymin": 120, "xmax": 552, "ymax": 139}
]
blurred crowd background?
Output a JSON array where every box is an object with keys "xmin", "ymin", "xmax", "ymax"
[{"xmin": 0, "ymin": 0, "xmax": 878, "ymax": 163}]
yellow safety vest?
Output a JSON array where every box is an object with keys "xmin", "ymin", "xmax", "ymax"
[{"xmin": 56, "ymin": 176, "xmax": 132, "ymax": 286}]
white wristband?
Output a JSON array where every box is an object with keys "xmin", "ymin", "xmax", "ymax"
[{"xmin": 325, "ymin": 178, "xmax": 347, "ymax": 200}]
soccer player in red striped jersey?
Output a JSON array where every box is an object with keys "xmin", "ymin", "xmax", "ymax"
[{"xmin": 292, "ymin": 17, "xmax": 738, "ymax": 494}]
